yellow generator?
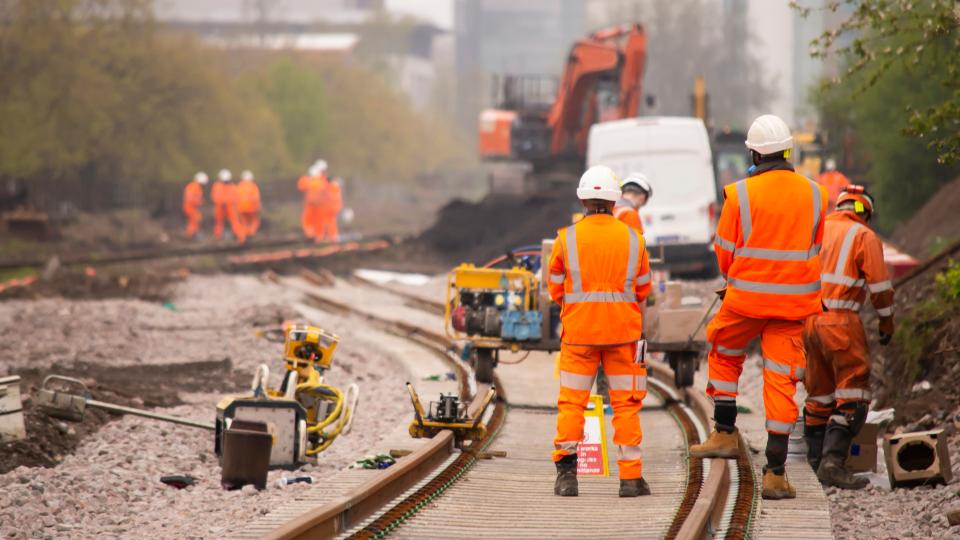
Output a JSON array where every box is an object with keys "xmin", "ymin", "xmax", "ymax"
[
  {"xmin": 216, "ymin": 323, "xmax": 359, "ymax": 468},
  {"xmin": 445, "ymin": 242, "xmax": 561, "ymax": 382}
]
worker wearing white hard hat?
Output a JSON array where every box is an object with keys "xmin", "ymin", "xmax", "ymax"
[
  {"xmin": 548, "ymin": 164, "xmax": 653, "ymax": 499},
  {"xmin": 299, "ymin": 163, "xmax": 328, "ymax": 240},
  {"xmin": 615, "ymin": 173, "xmax": 652, "ymax": 233},
  {"xmin": 211, "ymin": 168, "xmax": 244, "ymax": 241},
  {"xmin": 690, "ymin": 113, "xmax": 828, "ymax": 502},
  {"xmin": 183, "ymin": 172, "xmax": 208, "ymax": 239},
  {"xmin": 236, "ymin": 170, "xmax": 261, "ymax": 240}
]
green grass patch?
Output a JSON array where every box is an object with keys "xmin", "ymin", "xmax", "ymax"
[{"xmin": 894, "ymin": 259, "xmax": 960, "ymax": 382}]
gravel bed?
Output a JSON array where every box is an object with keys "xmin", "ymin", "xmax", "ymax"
[{"xmin": 0, "ymin": 274, "xmax": 410, "ymax": 539}]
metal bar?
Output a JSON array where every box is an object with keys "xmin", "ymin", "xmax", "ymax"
[{"xmin": 86, "ymin": 400, "xmax": 215, "ymax": 430}]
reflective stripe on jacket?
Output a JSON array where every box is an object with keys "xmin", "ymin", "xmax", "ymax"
[
  {"xmin": 819, "ymin": 211, "xmax": 894, "ymax": 316},
  {"xmin": 547, "ymin": 213, "xmax": 652, "ymax": 346},
  {"xmin": 714, "ymin": 167, "xmax": 828, "ymax": 320}
]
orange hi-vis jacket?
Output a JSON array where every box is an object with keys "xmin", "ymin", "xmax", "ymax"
[
  {"xmin": 819, "ymin": 210, "xmax": 894, "ymax": 316},
  {"xmin": 211, "ymin": 181, "xmax": 236, "ymax": 207},
  {"xmin": 817, "ymin": 170, "xmax": 851, "ymax": 209},
  {"xmin": 236, "ymin": 180, "xmax": 261, "ymax": 213},
  {"xmin": 325, "ymin": 181, "xmax": 343, "ymax": 214},
  {"xmin": 183, "ymin": 181, "xmax": 203, "ymax": 210},
  {"xmin": 714, "ymin": 166, "xmax": 828, "ymax": 320},
  {"xmin": 298, "ymin": 174, "xmax": 328, "ymax": 205},
  {"xmin": 614, "ymin": 198, "xmax": 644, "ymax": 233},
  {"xmin": 547, "ymin": 213, "xmax": 652, "ymax": 346}
]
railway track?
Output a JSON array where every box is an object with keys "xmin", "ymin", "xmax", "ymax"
[{"xmin": 233, "ymin": 277, "xmax": 761, "ymax": 540}]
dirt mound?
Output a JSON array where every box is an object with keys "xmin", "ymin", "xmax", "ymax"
[
  {"xmin": 0, "ymin": 358, "xmax": 247, "ymax": 474},
  {"xmin": 397, "ymin": 194, "xmax": 579, "ymax": 269},
  {"xmin": 891, "ymin": 176, "xmax": 960, "ymax": 257}
]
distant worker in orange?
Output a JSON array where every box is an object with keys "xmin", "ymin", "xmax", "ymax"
[
  {"xmin": 817, "ymin": 158, "xmax": 851, "ymax": 210},
  {"xmin": 548, "ymin": 165, "xmax": 653, "ymax": 498},
  {"xmin": 689, "ymin": 115, "xmax": 827, "ymax": 500},
  {"xmin": 236, "ymin": 170, "xmax": 262, "ymax": 240},
  {"xmin": 803, "ymin": 185, "xmax": 894, "ymax": 490},
  {"xmin": 182, "ymin": 171, "xmax": 207, "ymax": 239},
  {"xmin": 318, "ymin": 176, "xmax": 343, "ymax": 242},
  {"xmin": 298, "ymin": 161, "xmax": 328, "ymax": 240},
  {"xmin": 211, "ymin": 169, "xmax": 245, "ymax": 242},
  {"xmin": 614, "ymin": 173, "xmax": 652, "ymax": 234}
]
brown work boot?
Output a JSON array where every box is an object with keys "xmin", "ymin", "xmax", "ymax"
[
  {"xmin": 817, "ymin": 455, "xmax": 869, "ymax": 490},
  {"xmin": 619, "ymin": 477, "xmax": 652, "ymax": 497},
  {"xmin": 554, "ymin": 455, "xmax": 578, "ymax": 497},
  {"xmin": 761, "ymin": 468, "xmax": 797, "ymax": 500},
  {"xmin": 689, "ymin": 428, "xmax": 740, "ymax": 459}
]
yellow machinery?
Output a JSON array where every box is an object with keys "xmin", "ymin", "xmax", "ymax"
[
  {"xmin": 216, "ymin": 323, "xmax": 359, "ymax": 467},
  {"xmin": 406, "ymin": 382, "xmax": 496, "ymax": 444}
]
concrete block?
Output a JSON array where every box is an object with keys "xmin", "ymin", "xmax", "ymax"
[{"xmin": 0, "ymin": 375, "xmax": 27, "ymax": 442}]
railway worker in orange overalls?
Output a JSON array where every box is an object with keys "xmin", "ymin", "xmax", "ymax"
[
  {"xmin": 182, "ymin": 171, "xmax": 207, "ymax": 239},
  {"xmin": 298, "ymin": 162, "xmax": 328, "ymax": 240},
  {"xmin": 317, "ymin": 176, "xmax": 343, "ymax": 242},
  {"xmin": 614, "ymin": 173, "xmax": 652, "ymax": 234},
  {"xmin": 548, "ymin": 165, "xmax": 653, "ymax": 498},
  {"xmin": 689, "ymin": 115, "xmax": 828, "ymax": 500},
  {"xmin": 211, "ymin": 169, "xmax": 245, "ymax": 242},
  {"xmin": 803, "ymin": 185, "xmax": 894, "ymax": 490},
  {"xmin": 236, "ymin": 169, "xmax": 262, "ymax": 240}
]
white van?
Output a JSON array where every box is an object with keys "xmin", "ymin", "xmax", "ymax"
[{"xmin": 587, "ymin": 117, "xmax": 719, "ymax": 277}]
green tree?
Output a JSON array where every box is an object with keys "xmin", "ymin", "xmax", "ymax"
[
  {"xmin": 795, "ymin": 0, "xmax": 960, "ymax": 164},
  {"xmin": 255, "ymin": 59, "xmax": 330, "ymax": 168}
]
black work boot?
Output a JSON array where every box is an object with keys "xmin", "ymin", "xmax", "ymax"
[
  {"xmin": 619, "ymin": 477, "xmax": 652, "ymax": 497},
  {"xmin": 804, "ymin": 424, "xmax": 826, "ymax": 473},
  {"xmin": 554, "ymin": 454, "xmax": 578, "ymax": 496},
  {"xmin": 816, "ymin": 425, "xmax": 869, "ymax": 490}
]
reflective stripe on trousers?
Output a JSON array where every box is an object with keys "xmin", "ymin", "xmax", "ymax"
[
  {"xmin": 836, "ymin": 388, "xmax": 871, "ymax": 400},
  {"xmin": 617, "ymin": 445, "xmax": 643, "ymax": 461},
  {"xmin": 806, "ymin": 393, "xmax": 835, "ymax": 404},
  {"xmin": 709, "ymin": 379, "xmax": 738, "ymax": 393},
  {"xmin": 766, "ymin": 418, "xmax": 795, "ymax": 434},
  {"xmin": 607, "ymin": 374, "xmax": 647, "ymax": 392},
  {"xmin": 763, "ymin": 357, "xmax": 805, "ymax": 380},
  {"xmin": 559, "ymin": 371, "xmax": 594, "ymax": 391},
  {"xmin": 555, "ymin": 441, "xmax": 578, "ymax": 453}
]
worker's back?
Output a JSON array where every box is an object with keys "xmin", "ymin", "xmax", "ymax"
[
  {"xmin": 716, "ymin": 168, "xmax": 827, "ymax": 320},
  {"xmin": 211, "ymin": 181, "xmax": 236, "ymax": 206},
  {"xmin": 236, "ymin": 181, "xmax": 261, "ymax": 213},
  {"xmin": 548, "ymin": 214, "xmax": 649, "ymax": 346},
  {"xmin": 819, "ymin": 211, "xmax": 892, "ymax": 311}
]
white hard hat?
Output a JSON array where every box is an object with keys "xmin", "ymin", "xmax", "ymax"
[
  {"xmin": 745, "ymin": 114, "xmax": 793, "ymax": 155},
  {"xmin": 315, "ymin": 160, "xmax": 328, "ymax": 172},
  {"xmin": 308, "ymin": 165, "xmax": 320, "ymax": 176},
  {"xmin": 241, "ymin": 170, "xmax": 254, "ymax": 181},
  {"xmin": 577, "ymin": 165, "xmax": 621, "ymax": 202},
  {"xmin": 621, "ymin": 173, "xmax": 652, "ymax": 197},
  {"xmin": 194, "ymin": 172, "xmax": 209, "ymax": 185},
  {"xmin": 825, "ymin": 158, "xmax": 837, "ymax": 171},
  {"xmin": 218, "ymin": 169, "xmax": 232, "ymax": 182}
]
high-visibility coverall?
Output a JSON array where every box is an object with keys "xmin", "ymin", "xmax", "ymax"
[
  {"xmin": 803, "ymin": 210, "xmax": 894, "ymax": 428},
  {"xmin": 236, "ymin": 180, "xmax": 262, "ymax": 239},
  {"xmin": 709, "ymin": 163, "xmax": 828, "ymax": 435},
  {"xmin": 210, "ymin": 181, "xmax": 245, "ymax": 242},
  {"xmin": 614, "ymin": 198, "xmax": 644, "ymax": 234},
  {"xmin": 547, "ymin": 212, "xmax": 652, "ymax": 480},
  {"xmin": 318, "ymin": 181, "xmax": 342, "ymax": 242},
  {"xmin": 182, "ymin": 180, "xmax": 204, "ymax": 239},
  {"xmin": 817, "ymin": 170, "xmax": 851, "ymax": 210},
  {"xmin": 298, "ymin": 174, "xmax": 328, "ymax": 239}
]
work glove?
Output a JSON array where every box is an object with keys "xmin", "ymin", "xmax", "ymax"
[
  {"xmin": 715, "ymin": 287, "xmax": 727, "ymax": 300},
  {"xmin": 878, "ymin": 316, "xmax": 894, "ymax": 346}
]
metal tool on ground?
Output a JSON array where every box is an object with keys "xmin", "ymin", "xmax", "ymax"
[
  {"xmin": 406, "ymin": 382, "xmax": 496, "ymax": 444},
  {"xmin": 36, "ymin": 375, "xmax": 215, "ymax": 430}
]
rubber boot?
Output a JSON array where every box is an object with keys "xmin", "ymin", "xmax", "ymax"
[
  {"xmin": 761, "ymin": 467, "xmax": 797, "ymax": 499},
  {"xmin": 816, "ymin": 426, "xmax": 869, "ymax": 490},
  {"xmin": 619, "ymin": 477, "xmax": 652, "ymax": 497},
  {"xmin": 804, "ymin": 424, "xmax": 826, "ymax": 473},
  {"xmin": 554, "ymin": 454, "xmax": 578, "ymax": 496},
  {"xmin": 689, "ymin": 427, "xmax": 740, "ymax": 459}
]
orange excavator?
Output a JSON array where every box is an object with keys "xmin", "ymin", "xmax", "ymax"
[{"xmin": 479, "ymin": 23, "xmax": 647, "ymax": 171}]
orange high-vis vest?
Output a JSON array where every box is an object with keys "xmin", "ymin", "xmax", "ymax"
[
  {"xmin": 325, "ymin": 181, "xmax": 343, "ymax": 214},
  {"xmin": 547, "ymin": 213, "xmax": 652, "ymax": 346},
  {"xmin": 236, "ymin": 181, "xmax": 261, "ymax": 213},
  {"xmin": 714, "ymin": 167, "xmax": 828, "ymax": 320},
  {"xmin": 299, "ymin": 175, "xmax": 328, "ymax": 205},
  {"xmin": 614, "ymin": 199, "xmax": 644, "ymax": 233},
  {"xmin": 818, "ymin": 211, "xmax": 894, "ymax": 316},
  {"xmin": 183, "ymin": 181, "xmax": 203, "ymax": 209},
  {"xmin": 211, "ymin": 181, "xmax": 236, "ymax": 206}
]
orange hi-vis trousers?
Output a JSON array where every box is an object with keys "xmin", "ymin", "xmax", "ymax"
[
  {"xmin": 238, "ymin": 211, "xmax": 260, "ymax": 238},
  {"xmin": 705, "ymin": 305, "xmax": 806, "ymax": 434},
  {"xmin": 803, "ymin": 310, "xmax": 871, "ymax": 427},
  {"xmin": 553, "ymin": 342, "xmax": 647, "ymax": 480},
  {"xmin": 183, "ymin": 205, "xmax": 201, "ymax": 238},
  {"xmin": 302, "ymin": 204, "xmax": 323, "ymax": 239},
  {"xmin": 214, "ymin": 204, "xmax": 245, "ymax": 242},
  {"xmin": 317, "ymin": 213, "xmax": 339, "ymax": 242}
]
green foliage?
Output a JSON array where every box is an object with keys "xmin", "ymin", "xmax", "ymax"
[
  {"xmin": 894, "ymin": 259, "xmax": 960, "ymax": 380},
  {"xmin": 794, "ymin": 0, "xmax": 960, "ymax": 164},
  {"xmin": 255, "ymin": 60, "xmax": 330, "ymax": 168}
]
